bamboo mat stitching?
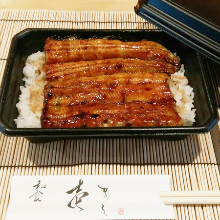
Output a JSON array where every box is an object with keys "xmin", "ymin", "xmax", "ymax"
[
  {"xmin": 0, "ymin": 135, "xmax": 218, "ymax": 166},
  {"xmin": 1, "ymin": 163, "xmax": 220, "ymax": 168},
  {"xmin": 0, "ymin": 19, "xmax": 149, "ymax": 23},
  {"xmin": 0, "ymin": 10, "xmax": 220, "ymax": 220}
]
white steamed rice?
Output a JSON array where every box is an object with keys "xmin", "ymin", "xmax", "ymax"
[
  {"xmin": 169, "ymin": 65, "xmax": 196, "ymax": 126},
  {"xmin": 15, "ymin": 52, "xmax": 196, "ymax": 127},
  {"xmin": 14, "ymin": 52, "xmax": 46, "ymax": 128}
]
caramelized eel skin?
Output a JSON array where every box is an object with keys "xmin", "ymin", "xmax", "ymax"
[
  {"xmin": 42, "ymin": 38, "xmax": 183, "ymax": 128},
  {"xmin": 42, "ymin": 102, "xmax": 182, "ymax": 128},
  {"xmin": 44, "ymin": 83, "xmax": 175, "ymax": 106},
  {"xmin": 44, "ymin": 38, "xmax": 180, "ymax": 67},
  {"xmin": 46, "ymin": 59, "xmax": 179, "ymax": 81},
  {"xmin": 41, "ymin": 72, "xmax": 182, "ymax": 128},
  {"xmin": 46, "ymin": 72, "xmax": 170, "ymax": 88}
]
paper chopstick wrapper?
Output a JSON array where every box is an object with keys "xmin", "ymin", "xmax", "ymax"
[{"xmin": 6, "ymin": 175, "xmax": 175, "ymax": 220}]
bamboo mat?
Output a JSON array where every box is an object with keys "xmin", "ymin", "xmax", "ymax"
[{"xmin": 0, "ymin": 9, "xmax": 220, "ymax": 220}]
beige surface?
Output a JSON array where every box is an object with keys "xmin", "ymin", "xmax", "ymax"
[
  {"xmin": 0, "ymin": 0, "xmax": 137, "ymax": 11},
  {"xmin": 0, "ymin": 8, "xmax": 220, "ymax": 220}
]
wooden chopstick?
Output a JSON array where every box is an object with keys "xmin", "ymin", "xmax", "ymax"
[
  {"xmin": 161, "ymin": 197, "xmax": 220, "ymax": 205},
  {"xmin": 158, "ymin": 191, "xmax": 220, "ymax": 205},
  {"xmin": 158, "ymin": 191, "xmax": 220, "ymax": 197}
]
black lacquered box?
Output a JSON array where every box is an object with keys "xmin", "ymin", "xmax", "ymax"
[{"xmin": 0, "ymin": 29, "xmax": 217, "ymax": 142}]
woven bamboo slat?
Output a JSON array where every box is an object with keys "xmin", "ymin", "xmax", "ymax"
[{"xmin": 0, "ymin": 9, "xmax": 220, "ymax": 220}]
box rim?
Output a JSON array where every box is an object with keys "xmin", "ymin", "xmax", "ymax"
[{"xmin": 0, "ymin": 28, "xmax": 218, "ymax": 137}]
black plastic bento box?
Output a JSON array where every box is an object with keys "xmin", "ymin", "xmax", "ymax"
[{"xmin": 0, "ymin": 29, "xmax": 218, "ymax": 143}]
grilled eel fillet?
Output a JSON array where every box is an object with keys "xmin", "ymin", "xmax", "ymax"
[
  {"xmin": 42, "ymin": 71, "xmax": 183, "ymax": 128},
  {"xmin": 46, "ymin": 72, "xmax": 170, "ymax": 88},
  {"xmin": 44, "ymin": 38, "xmax": 180, "ymax": 67},
  {"xmin": 46, "ymin": 59, "xmax": 180, "ymax": 81},
  {"xmin": 44, "ymin": 83, "xmax": 175, "ymax": 106},
  {"xmin": 41, "ymin": 102, "xmax": 183, "ymax": 128}
]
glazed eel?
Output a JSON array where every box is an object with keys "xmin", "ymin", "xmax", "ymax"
[
  {"xmin": 44, "ymin": 38, "xmax": 180, "ymax": 67},
  {"xmin": 42, "ymin": 37, "xmax": 182, "ymax": 128},
  {"xmin": 42, "ymin": 102, "xmax": 183, "ymax": 128},
  {"xmin": 46, "ymin": 58, "xmax": 179, "ymax": 81}
]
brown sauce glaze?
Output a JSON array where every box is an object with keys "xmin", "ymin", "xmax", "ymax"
[
  {"xmin": 46, "ymin": 72, "xmax": 169, "ymax": 88},
  {"xmin": 44, "ymin": 38, "xmax": 180, "ymax": 67},
  {"xmin": 42, "ymin": 37, "xmax": 183, "ymax": 128},
  {"xmin": 46, "ymin": 59, "xmax": 179, "ymax": 82},
  {"xmin": 44, "ymin": 83, "xmax": 175, "ymax": 106},
  {"xmin": 41, "ymin": 102, "xmax": 182, "ymax": 128}
]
